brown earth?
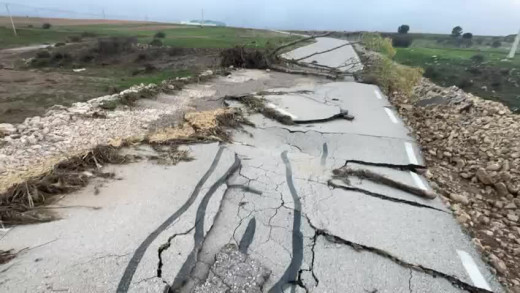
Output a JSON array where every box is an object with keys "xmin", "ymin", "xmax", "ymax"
[{"xmin": 0, "ymin": 40, "xmax": 220, "ymax": 123}]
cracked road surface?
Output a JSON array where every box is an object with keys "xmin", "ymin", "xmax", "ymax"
[{"xmin": 0, "ymin": 39, "xmax": 504, "ymax": 293}]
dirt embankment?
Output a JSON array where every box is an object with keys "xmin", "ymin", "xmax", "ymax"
[{"xmin": 388, "ymin": 77, "xmax": 520, "ymax": 291}]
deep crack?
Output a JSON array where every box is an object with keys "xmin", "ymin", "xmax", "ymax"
[
  {"xmin": 328, "ymin": 180, "xmax": 447, "ymax": 213},
  {"xmin": 157, "ymin": 226, "xmax": 196, "ymax": 278},
  {"xmin": 313, "ymin": 228, "xmax": 492, "ymax": 293}
]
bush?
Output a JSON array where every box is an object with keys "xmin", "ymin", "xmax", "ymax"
[
  {"xmin": 54, "ymin": 42, "xmax": 66, "ymax": 47},
  {"xmin": 491, "ymin": 40, "xmax": 502, "ymax": 48},
  {"xmin": 168, "ymin": 47, "xmax": 184, "ymax": 56},
  {"xmin": 149, "ymin": 38, "xmax": 163, "ymax": 47},
  {"xmin": 220, "ymin": 47, "xmax": 269, "ymax": 69},
  {"xmin": 27, "ymin": 24, "xmax": 33, "ymax": 28},
  {"xmin": 80, "ymin": 32, "xmax": 97, "ymax": 38},
  {"xmin": 42, "ymin": 23, "xmax": 51, "ymax": 29},
  {"xmin": 467, "ymin": 67, "xmax": 482, "ymax": 75},
  {"xmin": 470, "ymin": 54, "xmax": 485, "ymax": 63},
  {"xmin": 392, "ymin": 35, "xmax": 413, "ymax": 48},
  {"xmin": 68, "ymin": 35, "xmax": 82, "ymax": 42},
  {"xmin": 35, "ymin": 50, "xmax": 51, "ymax": 58},
  {"xmin": 80, "ymin": 53, "xmax": 95, "ymax": 63},
  {"xmin": 361, "ymin": 33, "xmax": 396, "ymax": 58},
  {"xmin": 135, "ymin": 53, "xmax": 147, "ymax": 62},
  {"xmin": 457, "ymin": 78, "xmax": 472, "ymax": 89},
  {"xmin": 51, "ymin": 52, "xmax": 71, "ymax": 62},
  {"xmin": 97, "ymin": 37, "xmax": 137, "ymax": 55},
  {"xmin": 424, "ymin": 66, "xmax": 440, "ymax": 79},
  {"xmin": 30, "ymin": 58, "xmax": 50, "ymax": 67},
  {"xmin": 154, "ymin": 31, "xmax": 166, "ymax": 38}
]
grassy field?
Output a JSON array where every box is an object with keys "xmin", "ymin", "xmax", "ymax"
[
  {"xmin": 0, "ymin": 17, "xmax": 300, "ymax": 123},
  {"xmin": 0, "ymin": 18, "xmax": 297, "ymax": 49},
  {"xmin": 392, "ymin": 34, "xmax": 520, "ymax": 111}
]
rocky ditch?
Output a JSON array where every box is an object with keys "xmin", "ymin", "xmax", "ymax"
[{"xmin": 390, "ymin": 77, "xmax": 520, "ymax": 292}]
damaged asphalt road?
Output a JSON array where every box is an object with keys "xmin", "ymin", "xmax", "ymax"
[{"xmin": 0, "ymin": 38, "xmax": 505, "ymax": 293}]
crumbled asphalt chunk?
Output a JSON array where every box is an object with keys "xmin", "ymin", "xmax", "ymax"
[{"xmin": 192, "ymin": 244, "xmax": 271, "ymax": 293}]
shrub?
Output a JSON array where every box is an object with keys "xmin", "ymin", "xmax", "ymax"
[
  {"xmin": 97, "ymin": 37, "xmax": 137, "ymax": 55},
  {"xmin": 457, "ymin": 78, "xmax": 472, "ymax": 89},
  {"xmin": 30, "ymin": 58, "xmax": 50, "ymax": 67},
  {"xmin": 154, "ymin": 31, "xmax": 166, "ymax": 38},
  {"xmin": 470, "ymin": 54, "xmax": 485, "ymax": 63},
  {"xmin": 81, "ymin": 32, "xmax": 97, "ymax": 38},
  {"xmin": 42, "ymin": 23, "xmax": 51, "ymax": 29},
  {"xmin": 35, "ymin": 50, "xmax": 51, "ymax": 58},
  {"xmin": 491, "ymin": 40, "xmax": 502, "ymax": 48},
  {"xmin": 135, "ymin": 53, "xmax": 147, "ymax": 62},
  {"xmin": 68, "ymin": 35, "xmax": 82, "ymax": 42},
  {"xmin": 424, "ymin": 66, "xmax": 440, "ymax": 79},
  {"xmin": 80, "ymin": 53, "xmax": 95, "ymax": 63},
  {"xmin": 467, "ymin": 67, "xmax": 482, "ymax": 75},
  {"xmin": 149, "ymin": 38, "xmax": 163, "ymax": 47},
  {"xmin": 168, "ymin": 47, "xmax": 184, "ymax": 56},
  {"xmin": 54, "ymin": 42, "xmax": 66, "ymax": 47},
  {"xmin": 392, "ymin": 35, "xmax": 413, "ymax": 48},
  {"xmin": 220, "ymin": 47, "xmax": 269, "ymax": 69},
  {"xmin": 27, "ymin": 24, "xmax": 33, "ymax": 28},
  {"xmin": 361, "ymin": 33, "xmax": 396, "ymax": 58}
]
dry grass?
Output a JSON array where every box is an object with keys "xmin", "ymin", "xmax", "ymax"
[
  {"xmin": 149, "ymin": 145, "xmax": 194, "ymax": 165},
  {"xmin": 0, "ymin": 108, "xmax": 252, "ymax": 226},
  {"xmin": 0, "ymin": 250, "xmax": 16, "ymax": 265},
  {"xmin": 0, "ymin": 146, "xmax": 129, "ymax": 225},
  {"xmin": 226, "ymin": 95, "xmax": 295, "ymax": 125}
]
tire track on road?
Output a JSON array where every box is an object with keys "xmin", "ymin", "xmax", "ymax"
[{"xmin": 116, "ymin": 147, "xmax": 225, "ymax": 293}]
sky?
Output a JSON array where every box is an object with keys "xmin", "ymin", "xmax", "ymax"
[{"xmin": 6, "ymin": 0, "xmax": 520, "ymax": 36}]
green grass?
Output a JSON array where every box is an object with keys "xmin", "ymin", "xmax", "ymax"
[
  {"xmin": 0, "ymin": 24, "xmax": 298, "ymax": 49},
  {"xmin": 0, "ymin": 27, "xmax": 72, "ymax": 47},
  {"xmin": 395, "ymin": 47, "xmax": 520, "ymax": 110}
]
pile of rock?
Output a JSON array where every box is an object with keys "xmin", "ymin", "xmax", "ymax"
[
  {"xmin": 0, "ymin": 82, "xmax": 185, "ymax": 191},
  {"xmin": 391, "ymin": 78, "xmax": 520, "ymax": 291}
]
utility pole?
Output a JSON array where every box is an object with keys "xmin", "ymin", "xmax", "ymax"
[
  {"xmin": 5, "ymin": 4, "xmax": 17, "ymax": 37},
  {"xmin": 507, "ymin": 28, "xmax": 520, "ymax": 59},
  {"xmin": 201, "ymin": 8, "xmax": 204, "ymax": 27},
  {"xmin": 102, "ymin": 9, "xmax": 106, "ymax": 19}
]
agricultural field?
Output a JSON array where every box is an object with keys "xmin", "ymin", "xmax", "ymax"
[
  {"xmin": 392, "ymin": 33, "xmax": 520, "ymax": 111},
  {"xmin": 0, "ymin": 17, "xmax": 294, "ymax": 49},
  {"xmin": 0, "ymin": 17, "xmax": 299, "ymax": 123}
]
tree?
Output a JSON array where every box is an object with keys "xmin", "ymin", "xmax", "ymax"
[
  {"xmin": 491, "ymin": 40, "xmax": 502, "ymax": 48},
  {"xmin": 451, "ymin": 26, "xmax": 463, "ymax": 37},
  {"xmin": 398, "ymin": 25, "xmax": 410, "ymax": 34},
  {"xmin": 154, "ymin": 31, "xmax": 166, "ymax": 38},
  {"xmin": 462, "ymin": 32, "xmax": 473, "ymax": 40}
]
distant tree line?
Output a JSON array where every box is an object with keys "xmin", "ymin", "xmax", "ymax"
[{"xmin": 391, "ymin": 24, "xmax": 505, "ymax": 49}]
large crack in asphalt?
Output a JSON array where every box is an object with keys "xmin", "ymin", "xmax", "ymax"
[
  {"xmin": 302, "ymin": 215, "xmax": 493, "ymax": 293},
  {"xmin": 169, "ymin": 155, "xmax": 242, "ymax": 292},
  {"xmin": 268, "ymin": 151, "xmax": 304, "ymax": 293},
  {"xmin": 327, "ymin": 180, "xmax": 447, "ymax": 213},
  {"xmin": 157, "ymin": 226, "xmax": 196, "ymax": 278},
  {"xmin": 116, "ymin": 146, "xmax": 226, "ymax": 293}
]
